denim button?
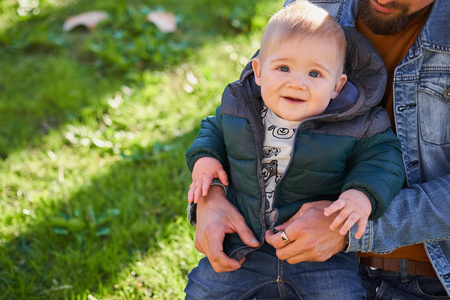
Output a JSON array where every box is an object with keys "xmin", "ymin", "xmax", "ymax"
[{"xmin": 444, "ymin": 88, "xmax": 450, "ymax": 100}]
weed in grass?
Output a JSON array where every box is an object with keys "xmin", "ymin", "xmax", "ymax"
[{"xmin": 85, "ymin": 5, "xmax": 188, "ymax": 75}]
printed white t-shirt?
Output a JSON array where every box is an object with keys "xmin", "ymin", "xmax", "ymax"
[{"xmin": 261, "ymin": 105, "xmax": 300, "ymax": 227}]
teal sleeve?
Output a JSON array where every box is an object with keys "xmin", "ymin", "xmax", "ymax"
[{"xmin": 342, "ymin": 128, "xmax": 405, "ymax": 219}]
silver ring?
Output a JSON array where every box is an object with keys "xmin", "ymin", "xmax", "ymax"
[{"xmin": 280, "ymin": 230, "xmax": 289, "ymax": 243}]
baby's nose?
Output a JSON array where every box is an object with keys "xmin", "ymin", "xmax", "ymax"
[{"xmin": 288, "ymin": 74, "xmax": 307, "ymax": 89}]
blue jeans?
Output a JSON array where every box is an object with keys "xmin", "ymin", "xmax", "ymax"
[
  {"xmin": 359, "ymin": 265, "xmax": 450, "ymax": 299},
  {"xmin": 185, "ymin": 243, "xmax": 366, "ymax": 300}
]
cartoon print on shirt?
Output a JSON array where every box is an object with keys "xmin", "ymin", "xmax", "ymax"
[
  {"xmin": 263, "ymin": 146, "xmax": 281, "ymax": 158},
  {"xmin": 275, "ymin": 173, "xmax": 281, "ymax": 183},
  {"xmin": 268, "ymin": 125, "xmax": 296, "ymax": 139},
  {"xmin": 261, "ymin": 105, "xmax": 268, "ymax": 118},
  {"xmin": 262, "ymin": 160, "xmax": 278, "ymax": 182},
  {"xmin": 265, "ymin": 191, "xmax": 274, "ymax": 211}
]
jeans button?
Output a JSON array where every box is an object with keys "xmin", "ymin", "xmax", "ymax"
[{"xmin": 444, "ymin": 88, "xmax": 450, "ymax": 101}]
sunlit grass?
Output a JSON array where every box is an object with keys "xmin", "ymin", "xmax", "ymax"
[
  {"xmin": 0, "ymin": 0, "xmax": 283, "ymax": 298},
  {"xmin": 0, "ymin": 34, "xmax": 263, "ymax": 299}
]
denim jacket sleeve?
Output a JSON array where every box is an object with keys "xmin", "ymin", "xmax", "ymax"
[
  {"xmin": 347, "ymin": 174, "xmax": 450, "ymax": 253},
  {"xmin": 346, "ymin": 175, "xmax": 450, "ymax": 294}
]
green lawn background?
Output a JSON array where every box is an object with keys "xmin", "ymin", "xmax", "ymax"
[{"xmin": 0, "ymin": 0, "xmax": 283, "ymax": 299}]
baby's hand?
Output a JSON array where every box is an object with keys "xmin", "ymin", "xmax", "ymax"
[
  {"xmin": 188, "ymin": 157, "xmax": 228, "ymax": 203},
  {"xmin": 323, "ymin": 189, "xmax": 372, "ymax": 239}
]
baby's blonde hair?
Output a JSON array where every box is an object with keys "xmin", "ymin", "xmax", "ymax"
[{"xmin": 258, "ymin": 1, "xmax": 346, "ymax": 73}]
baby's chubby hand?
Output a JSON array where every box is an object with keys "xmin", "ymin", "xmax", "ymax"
[
  {"xmin": 323, "ymin": 189, "xmax": 372, "ymax": 239},
  {"xmin": 188, "ymin": 157, "xmax": 228, "ymax": 203}
]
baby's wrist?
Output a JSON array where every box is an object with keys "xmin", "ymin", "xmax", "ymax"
[{"xmin": 210, "ymin": 178, "xmax": 228, "ymax": 195}]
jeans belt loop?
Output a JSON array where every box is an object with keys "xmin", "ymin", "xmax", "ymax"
[{"xmin": 399, "ymin": 259, "xmax": 409, "ymax": 282}]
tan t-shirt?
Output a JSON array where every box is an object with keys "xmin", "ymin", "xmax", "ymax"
[{"xmin": 356, "ymin": 7, "xmax": 431, "ymax": 266}]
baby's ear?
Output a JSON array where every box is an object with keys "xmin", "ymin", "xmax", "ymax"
[
  {"xmin": 331, "ymin": 74, "xmax": 347, "ymax": 99},
  {"xmin": 252, "ymin": 58, "xmax": 262, "ymax": 86}
]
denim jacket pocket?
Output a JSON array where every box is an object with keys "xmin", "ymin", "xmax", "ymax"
[{"xmin": 418, "ymin": 73, "xmax": 450, "ymax": 145}]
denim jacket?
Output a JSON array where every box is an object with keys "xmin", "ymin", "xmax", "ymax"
[{"xmin": 283, "ymin": 0, "xmax": 450, "ymax": 294}]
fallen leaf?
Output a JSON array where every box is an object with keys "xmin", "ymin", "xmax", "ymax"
[
  {"xmin": 147, "ymin": 11, "xmax": 177, "ymax": 33},
  {"xmin": 63, "ymin": 11, "xmax": 108, "ymax": 32}
]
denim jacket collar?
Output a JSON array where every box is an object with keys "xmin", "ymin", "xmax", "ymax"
[{"xmin": 419, "ymin": 0, "xmax": 450, "ymax": 52}]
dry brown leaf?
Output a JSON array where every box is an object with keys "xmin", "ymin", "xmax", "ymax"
[
  {"xmin": 147, "ymin": 12, "xmax": 177, "ymax": 33},
  {"xmin": 63, "ymin": 11, "xmax": 108, "ymax": 32}
]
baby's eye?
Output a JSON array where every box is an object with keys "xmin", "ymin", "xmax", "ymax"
[
  {"xmin": 309, "ymin": 71, "xmax": 320, "ymax": 78},
  {"xmin": 279, "ymin": 66, "xmax": 290, "ymax": 72}
]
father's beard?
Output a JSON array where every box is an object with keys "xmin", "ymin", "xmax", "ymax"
[{"xmin": 358, "ymin": 0, "xmax": 430, "ymax": 35}]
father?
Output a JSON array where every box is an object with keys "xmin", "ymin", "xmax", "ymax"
[{"xmin": 189, "ymin": 0, "xmax": 450, "ymax": 298}]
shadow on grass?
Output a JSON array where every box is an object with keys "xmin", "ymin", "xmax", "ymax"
[
  {"xmin": 0, "ymin": 51, "xmax": 123, "ymax": 160},
  {"xmin": 0, "ymin": 129, "xmax": 201, "ymax": 299},
  {"xmin": 0, "ymin": 0, "xmax": 263, "ymax": 160}
]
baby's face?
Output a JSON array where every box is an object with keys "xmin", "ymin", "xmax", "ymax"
[{"xmin": 253, "ymin": 35, "xmax": 347, "ymax": 122}]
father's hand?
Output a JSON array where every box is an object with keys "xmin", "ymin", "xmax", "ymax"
[
  {"xmin": 265, "ymin": 201, "xmax": 346, "ymax": 264},
  {"xmin": 195, "ymin": 185, "xmax": 260, "ymax": 272}
]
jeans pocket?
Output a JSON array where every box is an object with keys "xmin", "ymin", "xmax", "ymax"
[{"xmin": 413, "ymin": 277, "xmax": 450, "ymax": 299}]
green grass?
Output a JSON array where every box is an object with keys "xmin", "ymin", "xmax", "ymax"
[{"xmin": 0, "ymin": 0, "xmax": 283, "ymax": 298}]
